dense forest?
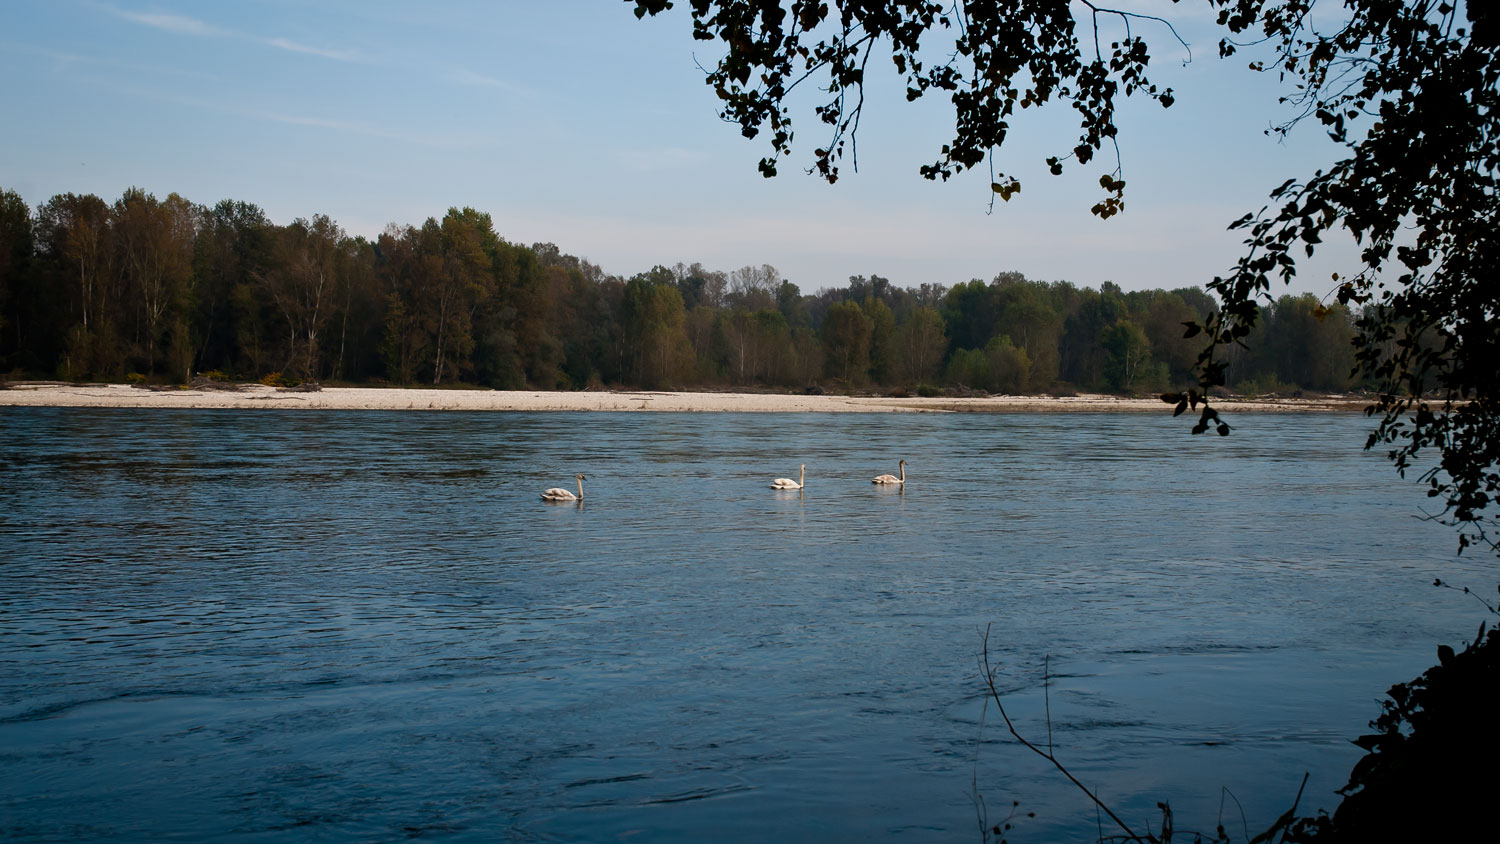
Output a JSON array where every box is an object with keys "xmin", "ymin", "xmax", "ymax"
[{"xmin": 0, "ymin": 186, "xmax": 1360, "ymax": 395}]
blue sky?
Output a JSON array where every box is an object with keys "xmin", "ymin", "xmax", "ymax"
[{"xmin": 0, "ymin": 1, "xmax": 1356, "ymax": 296}]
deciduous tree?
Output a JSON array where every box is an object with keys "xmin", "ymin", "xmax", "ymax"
[
  {"xmin": 260, "ymin": 214, "xmax": 345, "ymax": 381},
  {"xmin": 113, "ymin": 188, "xmax": 197, "ymax": 376},
  {"xmin": 821, "ymin": 299, "xmax": 872, "ymax": 384},
  {"xmin": 895, "ymin": 306, "xmax": 946, "ymax": 385}
]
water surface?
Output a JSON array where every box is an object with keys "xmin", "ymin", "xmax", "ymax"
[{"xmin": 0, "ymin": 408, "xmax": 1488, "ymax": 841}]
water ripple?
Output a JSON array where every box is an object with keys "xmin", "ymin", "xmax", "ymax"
[{"xmin": 0, "ymin": 407, "xmax": 1487, "ymax": 842}]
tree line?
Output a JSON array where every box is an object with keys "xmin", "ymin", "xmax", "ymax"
[{"xmin": 0, "ymin": 186, "xmax": 1359, "ymax": 394}]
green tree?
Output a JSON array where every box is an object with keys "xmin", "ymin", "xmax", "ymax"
[
  {"xmin": 496, "ymin": 241, "xmax": 564, "ymax": 388},
  {"xmin": 432, "ymin": 208, "xmax": 497, "ymax": 384},
  {"xmin": 1258, "ymin": 294, "xmax": 1356, "ymax": 393},
  {"xmin": 622, "ymin": 273, "xmax": 691, "ymax": 387},
  {"xmin": 1059, "ymin": 287, "xmax": 1124, "ymax": 389},
  {"xmin": 994, "ymin": 278, "xmax": 1062, "ymax": 390},
  {"xmin": 727, "ymin": 263, "xmax": 780, "ymax": 310},
  {"xmin": 862, "ymin": 296, "xmax": 896, "ymax": 384},
  {"xmin": 0, "ymin": 190, "xmax": 29, "ymax": 363},
  {"xmin": 755, "ymin": 309, "xmax": 795, "ymax": 383},
  {"xmin": 787, "ymin": 325, "xmax": 823, "ymax": 386},
  {"xmin": 776, "ymin": 280, "xmax": 810, "ymax": 329},
  {"xmin": 35, "ymin": 193, "xmax": 114, "ymax": 377},
  {"xmin": 330, "ymin": 236, "xmax": 382, "ymax": 381},
  {"xmin": 942, "ymin": 279, "xmax": 997, "ymax": 353},
  {"xmin": 894, "ymin": 306, "xmax": 946, "ymax": 385},
  {"xmin": 1141, "ymin": 292, "xmax": 1205, "ymax": 386},
  {"xmin": 113, "ymin": 188, "xmax": 197, "ymax": 377},
  {"xmin": 720, "ymin": 308, "xmax": 760, "ymax": 384},
  {"xmin": 194, "ymin": 200, "xmax": 273, "ymax": 377},
  {"xmin": 820, "ymin": 299, "xmax": 873, "ymax": 384},
  {"xmin": 684, "ymin": 303, "xmax": 722, "ymax": 382},
  {"xmin": 377, "ymin": 223, "xmax": 437, "ymax": 384},
  {"xmin": 944, "ymin": 347, "xmax": 989, "ymax": 390},
  {"xmin": 985, "ymin": 335, "xmax": 1032, "ymax": 395},
  {"xmin": 1102, "ymin": 320, "xmax": 1154, "ymax": 393},
  {"xmin": 260, "ymin": 214, "xmax": 345, "ymax": 381}
]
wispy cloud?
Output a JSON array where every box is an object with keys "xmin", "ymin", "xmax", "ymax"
[
  {"xmin": 96, "ymin": 80, "xmax": 491, "ymax": 149},
  {"xmin": 0, "ymin": 39, "xmax": 223, "ymax": 80},
  {"xmin": 99, "ymin": 4, "xmax": 363, "ymax": 63},
  {"xmin": 265, "ymin": 37, "xmax": 361, "ymax": 63},
  {"xmin": 251, "ymin": 109, "xmax": 404, "ymax": 140},
  {"xmin": 111, "ymin": 8, "xmax": 220, "ymax": 37},
  {"xmin": 451, "ymin": 68, "xmax": 526, "ymax": 92}
]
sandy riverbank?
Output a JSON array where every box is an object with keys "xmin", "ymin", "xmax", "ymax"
[{"xmin": 0, "ymin": 382, "xmax": 1370, "ymax": 413}]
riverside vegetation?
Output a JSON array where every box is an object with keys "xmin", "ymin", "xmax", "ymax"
[{"xmin": 0, "ymin": 187, "xmax": 1358, "ymax": 397}]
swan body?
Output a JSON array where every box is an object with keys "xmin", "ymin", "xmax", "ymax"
[
  {"xmin": 872, "ymin": 460, "xmax": 906, "ymax": 485},
  {"xmin": 772, "ymin": 464, "xmax": 805, "ymax": 489},
  {"xmin": 542, "ymin": 473, "xmax": 586, "ymax": 501}
]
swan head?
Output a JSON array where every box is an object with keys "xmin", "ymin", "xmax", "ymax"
[
  {"xmin": 899, "ymin": 460, "xmax": 906, "ymax": 466},
  {"xmin": 576, "ymin": 473, "xmax": 587, "ymax": 480}
]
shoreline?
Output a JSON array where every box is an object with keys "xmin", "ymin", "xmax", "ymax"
[{"xmin": 0, "ymin": 382, "xmax": 1371, "ymax": 414}]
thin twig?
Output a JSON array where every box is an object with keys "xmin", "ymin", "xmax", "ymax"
[
  {"xmin": 1044, "ymin": 653, "xmax": 1053, "ymax": 757},
  {"xmin": 981, "ymin": 624, "xmax": 1149, "ymax": 842},
  {"xmin": 1281, "ymin": 773, "xmax": 1309, "ymax": 844},
  {"xmin": 1433, "ymin": 578, "xmax": 1498, "ymax": 615},
  {"xmin": 1220, "ymin": 785, "xmax": 1250, "ymax": 843},
  {"xmin": 973, "ymin": 688, "xmax": 990, "ymax": 841}
]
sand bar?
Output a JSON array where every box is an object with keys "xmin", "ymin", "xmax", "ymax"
[{"xmin": 0, "ymin": 382, "xmax": 1370, "ymax": 413}]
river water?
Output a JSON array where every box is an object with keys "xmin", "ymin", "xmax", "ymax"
[{"xmin": 0, "ymin": 407, "xmax": 1490, "ymax": 842}]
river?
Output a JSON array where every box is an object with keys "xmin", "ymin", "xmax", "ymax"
[{"xmin": 0, "ymin": 408, "xmax": 1488, "ymax": 841}]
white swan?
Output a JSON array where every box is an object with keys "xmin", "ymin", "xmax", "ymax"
[
  {"xmin": 872, "ymin": 459, "xmax": 906, "ymax": 485},
  {"xmin": 542, "ymin": 473, "xmax": 585, "ymax": 502},
  {"xmin": 771, "ymin": 464, "xmax": 805, "ymax": 489}
]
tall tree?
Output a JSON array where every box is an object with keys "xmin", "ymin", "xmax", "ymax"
[
  {"xmin": 727, "ymin": 263, "xmax": 781, "ymax": 310},
  {"xmin": 259, "ymin": 214, "xmax": 345, "ymax": 381},
  {"xmin": 0, "ymin": 191, "xmax": 29, "ymax": 352},
  {"xmin": 1257, "ymin": 294, "xmax": 1356, "ymax": 392},
  {"xmin": 431, "ymin": 208, "xmax": 496, "ymax": 384},
  {"xmin": 821, "ymin": 299, "xmax": 872, "ymax": 384},
  {"xmin": 34, "ymin": 193, "xmax": 114, "ymax": 376},
  {"xmin": 195, "ymin": 200, "xmax": 272, "ymax": 376},
  {"xmin": 942, "ymin": 279, "xmax": 998, "ymax": 353},
  {"xmin": 895, "ymin": 306, "xmax": 946, "ymax": 385},
  {"xmin": 330, "ymin": 236, "xmax": 382, "ymax": 382},
  {"xmin": 38, "ymin": 195, "xmax": 112, "ymax": 371},
  {"xmin": 622, "ymin": 272, "xmax": 692, "ymax": 387},
  {"xmin": 986, "ymin": 335, "xmax": 1032, "ymax": 394},
  {"xmin": 862, "ymin": 296, "xmax": 897, "ymax": 384},
  {"xmin": 113, "ymin": 188, "xmax": 196, "ymax": 376},
  {"xmin": 1141, "ymin": 291, "xmax": 1205, "ymax": 386},
  {"xmin": 493, "ymin": 239, "xmax": 559, "ymax": 387},
  {"xmin": 994, "ymin": 278, "xmax": 1063, "ymax": 389},
  {"xmin": 1059, "ymin": 287, "xmax": 1123, "ymax": 389},
  {"xmin": 378, "ymin": 223, "xmax": 437, "ymax": 384},
  {"xmin": 1101, "ymin": 320, "xmax": 1153, "ymax": 393}
]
